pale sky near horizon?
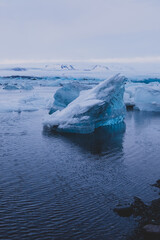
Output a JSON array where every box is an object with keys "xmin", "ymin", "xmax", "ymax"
[{"xmin": 0, "ymin": 0, "xmax": 160, "ymax": 63}]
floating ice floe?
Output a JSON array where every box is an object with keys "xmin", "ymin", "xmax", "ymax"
[
  {"xmin": 124, "ymin": 81, "xmax": 160, "ymax": 111},
  {"xmin": 44, "ymin": 74, "xmax": 126, "ymax": 134},
  {"xmin": 134, "ymin": 84, "xmax": 160, "ymax": 112}
]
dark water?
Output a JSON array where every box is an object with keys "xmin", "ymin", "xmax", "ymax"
[{"xmin": 0, "ymin": 110, "xmax": 160, "ymax": 240}]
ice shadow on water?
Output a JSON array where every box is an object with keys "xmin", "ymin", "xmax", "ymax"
[{"xmin": 43, "ymin": 122, "xmax": 126, "ymax": 155}]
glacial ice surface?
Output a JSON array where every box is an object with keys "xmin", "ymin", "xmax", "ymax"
[{"xmin": 45, "ymin": 74, "xmax": 126, "ymax": 134}]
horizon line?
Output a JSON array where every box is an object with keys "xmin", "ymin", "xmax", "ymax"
[{"xmin": 1, "ymin": 56, "xmax": 160, "ymax": 65}]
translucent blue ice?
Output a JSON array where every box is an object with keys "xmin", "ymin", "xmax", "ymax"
[
  {"xmin": 45, "ymin": 74, "xmax": 126, "ymax": 134},
  {"xmin": 49, "ymin": 82, "xmax": 91, "ymax": 114}
]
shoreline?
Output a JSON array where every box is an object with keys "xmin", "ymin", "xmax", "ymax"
[{"xmin": 114, "ymin": 179, "xmax": 160, "ymax": 239}]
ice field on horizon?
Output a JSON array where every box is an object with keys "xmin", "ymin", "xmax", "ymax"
[{"xmin": 0, "ymin": 62, "xmax": 160, "ymax": 121}]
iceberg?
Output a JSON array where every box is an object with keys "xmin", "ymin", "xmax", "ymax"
[
  {"xmin": 124, "ymin": 81, "xmax": 160, "ymax": 112},
  {"xmin": 44, "ymin": 74, "xmax": 126, "ymax": 134},
  {"xmin": 49, "ymin": 82, "xmax": 91, "ymax": 114},
  {"xmin": 134, "ymin": 85, "xmax": 160, "ymax": 112}
]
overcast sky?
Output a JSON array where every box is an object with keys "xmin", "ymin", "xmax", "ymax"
[{"xmin": 0, "ymin": 0, "xmax": 160, "ymax": 63}]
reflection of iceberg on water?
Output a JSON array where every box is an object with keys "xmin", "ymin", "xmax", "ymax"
[
  {"xmin": 43, "ymin": 122, "xmax": 126, "ymax": 155},
  {"xmin": 44, "ymin": 74, "xmax": 126, "ymax": 134}
]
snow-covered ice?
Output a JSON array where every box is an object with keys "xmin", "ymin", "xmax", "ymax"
[
  {"xmin": 134, "ymin": 84, "xmax": 160, "ymax": 112},
  {"xmin": 49, "ymin": 82, "xmax": 91, "ymax": 114},
  {"xmin": 124, "ymin": 81, "xmax": 160, "ymax": 111},
  {"xmin": 44, "ymin": 74, "xmax": 126, "ymax": 134}
]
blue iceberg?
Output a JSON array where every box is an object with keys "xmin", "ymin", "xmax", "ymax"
[
  {"xmin": 44, "ymin": 74, "xmax": 126, "ymax": 134},
  {"xmin": 49, "ymin": 82, "xmax": 91, "ymax": 114}
]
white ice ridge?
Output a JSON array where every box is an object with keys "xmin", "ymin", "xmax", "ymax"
[{"xmin": 44, "ymin": 74, "xmax": 126, "ymax": 134}]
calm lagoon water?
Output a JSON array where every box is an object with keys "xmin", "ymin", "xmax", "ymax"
[{"xmin": 0, "ymin": 110, "xmax": 160, "ymax": 240}]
